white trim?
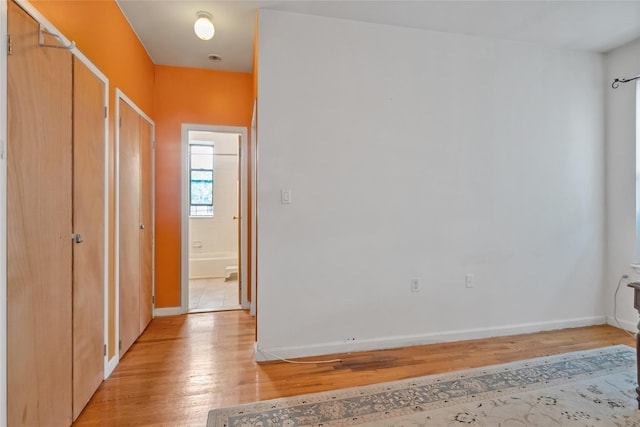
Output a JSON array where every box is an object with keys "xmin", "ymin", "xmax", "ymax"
[
  {"xmin": 0, "ymin": 0, "xmax": 7, "ymax": 424},
  {"xmin": 102, "ymin": 81, "xmax": 110, "ymax": 378},
  {"xmin": 114, "ymin": 95, "xmax": 121, "ymax": 369},
  {"xmin": 115, "ymin": 89, "xmax": 153, "ymax": 125},
  {"xmin": 114, "ymin": 89, "xmax": 156, "ymax": 370},
  {"xmin": 180, "ymin": 125, "xmax": 189, "ymax": 313},
  {"xmin": 154, "ymin": 307, "xmax": 184, "ymax": 317},
  {"xmin": 250, "ymin": 100, "xmax": 257, "ymax": 317},
  {"xmin": 240, "ymin": 131, "xmax": 249, "ymax": 310},
  {"xmin": 181, "ymin": 124, "xmax": 250, "ymax": 314},
  {"xmin": 151, "ymin": 122, "xmax": 156, "ymax": 321},
  {"xmin": 606, "ymin": 315, "xmax": 639, "ymax": 334},
  {"xmin": 105, "ymin": 355, "xmax": 118, "ymax": 379},
  {"xmin": 255, "ymin": 316, "xmax": 607, "ymax": 361}
]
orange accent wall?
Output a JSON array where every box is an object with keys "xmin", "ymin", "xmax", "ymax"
[
  {"xmin": 154, "ymin": 65, "xmax": 253, "ymax": 307},
  {"xmin": 30, "ymin": 0, "xmax": 154, "ymax": 360},
  {"xmin": 30, "ymin": 1, "xmax": 154, "ymax": 115}
]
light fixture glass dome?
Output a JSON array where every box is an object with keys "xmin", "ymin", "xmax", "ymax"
[{"xmin": 194, "ymin": 12, "xmax": 215, "ymax": 40}]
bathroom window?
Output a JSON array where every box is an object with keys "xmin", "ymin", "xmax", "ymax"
[{"xmin": 190, "ymin": 144, "xmax": 214, "ymax": 217}]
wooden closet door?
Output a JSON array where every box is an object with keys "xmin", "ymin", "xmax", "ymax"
[
  {"xmin": 139, "ymin": 118, "xmax": 153, "ymax": 331},
  {"xmin": 119, "ymin": 99, "xmax": 141, "ymax": 356},
  {"xmin": 72, "ymin": 57, "xmax": 105, "ymax": 420},
  {"xmin": 7, "ymin": 2, "xmax": 73, "ymax": 426}
]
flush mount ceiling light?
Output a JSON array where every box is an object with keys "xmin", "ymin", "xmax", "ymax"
[{"xmin": 194, "ymin": 11, "xmax": 215, "ymax": 40}]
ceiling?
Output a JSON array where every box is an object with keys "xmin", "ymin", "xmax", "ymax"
[{"xmin": 116, "ymin": 0, "xmax": 640, "ymax": 74}]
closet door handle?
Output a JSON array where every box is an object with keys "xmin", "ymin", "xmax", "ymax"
[
  {"xmin": 140, "ymin": 223, "xmax": 145, "ymax": 230},
  {"xmin": 72, "ymin": 233, "xmax": 83, "ymax": 244}
]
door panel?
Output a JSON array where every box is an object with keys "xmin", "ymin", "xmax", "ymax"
[
  {"xmin": 139, "ymin": 118, "xmax": 153, "ymax": 331},
  {"xmin": 72, "ymin": 57, "xmax": 105, "ymax": 420},
  {"xmin": 119, "ymin": 100, "xmax": 141, "ymax": 356},
  {"xmin": 7, "ymin": 2, "xmax": 73, "ymax": 425}
]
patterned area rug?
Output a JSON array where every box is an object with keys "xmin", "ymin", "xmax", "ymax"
[{"xmin": 207, "ymin": 345, "xmax": 639, "ymax": 426}]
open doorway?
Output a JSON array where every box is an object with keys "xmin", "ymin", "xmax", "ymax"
[{"xmin": 181, "ymin": 125, "xmax": 249, "ymax": 313}]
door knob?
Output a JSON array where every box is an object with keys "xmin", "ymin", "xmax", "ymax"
[
  {"xmin": 72, "ymin": 233, "xmax": 83, "ymax": 244},
  {"xmin": 140, "ymin": 223, "xmax": 145, "ymax": 229},
  {"xmin": 233, "ymin": 216, "xmax": 239, "ymax": 220}
]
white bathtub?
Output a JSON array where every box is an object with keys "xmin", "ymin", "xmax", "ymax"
[{"xmin": 189, "ymin": 252, "xmax": 238, "ymax": 279}]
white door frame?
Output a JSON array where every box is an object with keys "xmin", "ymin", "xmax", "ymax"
[
  {"xmin": 181, "ymin": 124, "xmax": 250, "ymax": 312},
  {"xmin": 250, "ymin": 101, "xmax": 257, "ymax": 317}
]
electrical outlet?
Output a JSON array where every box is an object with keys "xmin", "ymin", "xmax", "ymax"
[
  {"xmin": 465, "ymin": 274, "xmax": 474, "ymax": 288},
  {"xmin": 411, "ymin": 278, "xmax": 420, "ymax": 293}
]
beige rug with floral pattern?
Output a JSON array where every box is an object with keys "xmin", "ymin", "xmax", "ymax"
[{"xmin": 207, "ymin": 345, "xmax": 638, "ymax": 426}]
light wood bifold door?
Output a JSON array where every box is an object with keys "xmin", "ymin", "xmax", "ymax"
[
  {"xmin": 7, "ymin": 2, "xmax": 73, "ymax": 425},
  {"xmin": 139, "ymin": 118, "xmax": 153, "ymax": 331},
  {"xmin": 7, "ymin": 1, "xmax": 107, "ymax": 425},
  {"xmin": 72, "ymin": 56, "xmax": 106, "ymax": 420},
  {"xmin": 118, "ymin": 100, "xmax": 141, "ymax": 357},
  {"xmin": 119, "ymin": 98, "xmax": 153, "ymax": 357}
]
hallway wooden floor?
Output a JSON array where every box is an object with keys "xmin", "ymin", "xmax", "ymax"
[{"xmin": 73, "ymin": 311, "xmax": 636, "ymax": 426}]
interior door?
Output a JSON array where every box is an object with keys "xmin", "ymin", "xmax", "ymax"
[
  {"xmin": 72, "ymin": 56, "xmax": 105, "ymax": 420},
  {"xmin": 119, "ymin": 99, "xmax": 141, "ymax": 356},
  {"xmin": 139, "ymin": 118, "xmax": 153, "ymax": 331},
  {"xmin": 7, "ymin": 1, "xmax": 73, "ymax": 425}
]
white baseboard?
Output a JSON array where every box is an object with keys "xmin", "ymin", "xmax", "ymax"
[
  {"xmin": 105, "ymin": 354, "xmax": 119, "ymax": 379},
  {"xmin": 606, "ymin": 315, "xmax": 638, "ymax": 333},
  {"xmin": 255, "ymin": 316, "xmax": 607, "ymax": 362},
  {"xmin": 154, "ymin": 307, "xmax": 184, "ymax": 316}
]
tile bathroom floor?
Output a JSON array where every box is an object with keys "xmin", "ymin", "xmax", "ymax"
[{"xmin": 188, "ymin": 277, "xmax": 241, "ymax": 312}]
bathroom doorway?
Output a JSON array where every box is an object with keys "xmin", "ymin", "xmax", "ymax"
[{"xmin": 181, "ymin": 125, "xmax": 249, "ymax": 313}]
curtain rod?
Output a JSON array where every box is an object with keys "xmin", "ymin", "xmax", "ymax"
[{"xmin": 611, "ymin": 75, "xmax": 640, "ymax": 88}]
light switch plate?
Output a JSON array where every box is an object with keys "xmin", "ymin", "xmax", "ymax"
[{"xmin": 281, "ymin": 189, "xmax": 292, "ymax": 204}]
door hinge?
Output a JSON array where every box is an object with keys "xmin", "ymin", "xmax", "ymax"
[
  {"xmin": 104, "ymin": 106, "xmax": 108, "ymax": 119},
  {"xmin": 119, "ymin": 117, "xmax": 122, "ymax": 128},
  {"xmin": 152, "ymin": 295, "xmax": 155, "ymax": 304},
  {"xmin": 7, "ymin": 34, "xmax": 12, "ymax": 55},
  {"xmin": 119, "ymin": 339, "xmax": 122, "ymax": 351},
  {"xmin": 104, "ymin": 344, "xmax": 107, "ymax": 356}
]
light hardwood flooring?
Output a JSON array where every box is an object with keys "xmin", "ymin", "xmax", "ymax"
[{"xmin": 72, "ymin": 311, "xmax": 636, "ymax": 426}]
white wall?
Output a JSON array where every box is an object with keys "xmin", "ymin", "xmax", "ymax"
[
  {"xmin": 188, "ymin": 132, "xmax": 239, "ymax": 271},
  {"xmin": 604, "ymin": 37, "xmax": 640, "ymax": 332},
  {"xmin": 257, "ymin": 10, "xmax": 606, "ymax": 359}
]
